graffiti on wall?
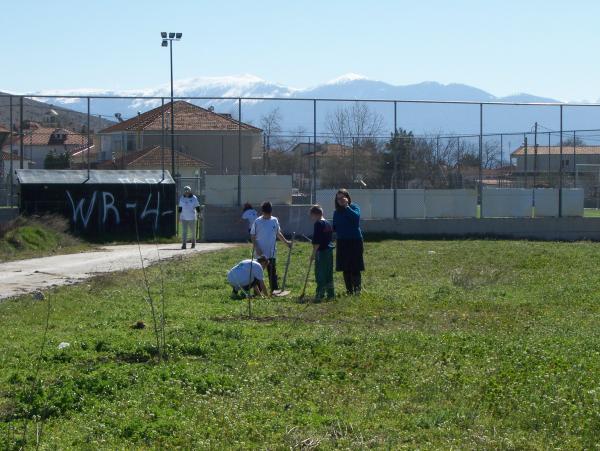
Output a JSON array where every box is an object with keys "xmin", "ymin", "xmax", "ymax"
[{"xmin": 66, "ymin": 190, "xmax": 174, "ymax": 230}]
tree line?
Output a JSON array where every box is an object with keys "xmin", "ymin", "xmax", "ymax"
[{"xmin": 258, "ymin": 103, "xmax": 505, "ymax": 190}]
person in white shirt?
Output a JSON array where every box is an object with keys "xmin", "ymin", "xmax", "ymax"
[
  {"xmin": 178, "ymin": 186, "xmax": 200, "ymax": 250},
  {"xmin": 250, "ymin": 201, "xmax": 291, "ymax": 293},
  {"xmin": 241, "ymin": 203, "xmax": 258, "ymax": 236},
  {"xmin": 227, "ymin": 255, "xmax": 269, "ymax": 297}
]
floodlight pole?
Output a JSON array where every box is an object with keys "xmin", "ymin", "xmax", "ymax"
[
  {"xmin": 160, "ymin": 32, "xmax": 182, "ymax": 180},
  {"xmin": 170, "ymin": 40, "xmax": 175, "ymax": 180}
]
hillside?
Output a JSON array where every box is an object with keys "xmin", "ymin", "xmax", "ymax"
[{"xmin": 0, "ymin": 93, "xmax": 114, "ymax": 132}]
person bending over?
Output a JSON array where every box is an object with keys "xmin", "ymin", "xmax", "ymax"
[
  {"xmin": 227, "ymin": 255, "xmax": 270, "ymax": 297},
  {"xmin": 250, "ymin": 201, "xmax": 291, "ymax": 293}
]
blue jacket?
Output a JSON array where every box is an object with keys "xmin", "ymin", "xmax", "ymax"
[{"xmin": 333, "ymin": 203, "xmax": 363, "ymax": 240}]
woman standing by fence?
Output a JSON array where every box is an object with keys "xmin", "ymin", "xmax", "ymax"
[{"xmin": 333, "ymin": 189, "xmax": 365, "ymax": 295}]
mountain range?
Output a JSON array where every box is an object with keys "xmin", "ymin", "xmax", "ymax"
[{"xmin": 6, "ymin": 74, "xmax": 600, "ymax": 140}]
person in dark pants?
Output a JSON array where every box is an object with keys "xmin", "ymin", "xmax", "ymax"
[
  {"xmin": 250, "ymin": 201, "xmax": 291, "ymax": 293},
  {"xmin": 332, "ymin": 189, "xmax": 364, "ymax": 295},
  {"xmin": 310, "ymin": 205, "xmax": 335, "ymax": 300}
]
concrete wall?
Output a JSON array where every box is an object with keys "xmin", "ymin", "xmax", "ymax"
[
  {"xmin": 534, "ymin": 189, "xmax": 559, "ymax": 217},
  {"xmin": 396, "ymin": 189, "xmax": 425, "ymax": 218},
  {"xmin": 363, "ymin": 217, "xmax": 600, "ymax": 241},
  {"xmin": 202, "ymin": 204, "xmax": 600, "ymax": 242},
  {"xmin": 483, "ymin": 188, "xmax": 532, "ymax": 218},
  {"xmin": 205, "ymin": 175, "xmax": 292, "ymax": 206},
  {"xmin": 561, "ymin": 189, "xmax": 585, "ymax": 217},
  {"xmin": 425, "ymin": 189, "xmax": 477, "ymax": 218}
]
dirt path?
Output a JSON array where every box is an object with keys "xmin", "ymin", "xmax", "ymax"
[{"xmin": 0, "ymin": 243, "xmax": 236, "ymax": 301}]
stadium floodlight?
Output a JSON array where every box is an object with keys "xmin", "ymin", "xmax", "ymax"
[{"xmin": 159, "ymin": 31, "xmax": 183, "ymax": 177}]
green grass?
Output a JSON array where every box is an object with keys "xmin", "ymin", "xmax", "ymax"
[
  {"xmin": 584, "ymin": 208, "xmax": 600, "ymax": 217},
  {"xmin": 0, "ymin": 216, "xmax": 90, "ymax": 262},
  {"xmin": 2, "ymin": 240, "xmax": 600, "ymax": 448}
]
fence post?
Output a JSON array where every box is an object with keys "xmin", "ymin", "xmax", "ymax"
[
  {"xmin": 87, "ymin": 97, "xmax": 91, "ymax": 179},
  {"xmin": 237, "ymin": 98, "xmax": 242, "ymax": 206},
  {"xmin": 9, "ymin": 95, "xmax": 13, "ymax": 207},
  {"xmin": 394, "ymin": 101, "xmax": 397, "ymax": 219},
  {"xmin": 161, "ymin": 97, "xmax": 165, "ymax": 180},
  {"xmin": 573, "ymin": 130, "xmax": 576, "ymax": 188},
  {"xmin": 479, "ymin": 103, "xmax": 484, "ymax": 218},
  {"xmin": 523, "ymin": 134, "xmax": 528, "ymax": 188},
  {"xmin": 19, "ymin": 96, "xmax": 24, "ymax": 170},
  {"xmin": 558, "ymin": 104, "xmax": 563, "ymax": 217},
  {"xmin": 312, "ymin": 99, "xmax": 317, "ymax": 204}
]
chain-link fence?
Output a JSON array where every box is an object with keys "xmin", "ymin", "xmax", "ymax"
[{"xmin": 3, "ymin": 94, "xmax": 600, "ymax": 215}]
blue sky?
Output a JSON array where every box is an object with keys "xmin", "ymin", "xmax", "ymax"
[{"xmin": 4, "ymin": 0, "xmax": 599, "ymax": 100}]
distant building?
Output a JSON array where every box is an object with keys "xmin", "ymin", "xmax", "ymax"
[
  {"xmin": 511, "ymin": 145, "xmax": 600, "ymax": 173},
  {"xmin": 96, "ymin": 101, "xmax": 262, "ymax": 175},
  {"xmin": 1, "ymin": 122, "xmax": 89, "ymax": 168},
  {"xmin": 91, "ymin": 145, "xmax": 211, "ymax": 179}
]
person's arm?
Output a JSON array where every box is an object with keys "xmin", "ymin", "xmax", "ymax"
[
  {"xmin": 254, "ymin": 279, "xmax": 268, "ymax": 297},
  {"xmin": 277, "ymin": 230, "xmax": 291, "ymax": 248},
  {"xmin": 311, "ymin": 243, "xmax": 319, "ymax": 260},
  {"xmin": 251, "ymin": 234, "xmax": 262, "ymax": 256}
]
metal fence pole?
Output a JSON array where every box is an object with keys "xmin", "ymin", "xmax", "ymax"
[
  {"xmin": 314, "ymin": 100, "xmax": 318, "ymax": 202},
  {"xmin": 393, "ymin": 101, "xmax": 397, "ymax": 219},
  {"xmin": 573, "ymin": 130, "xmax": 576, "ymax": 188},
  {"xmin": 523, "ymin": 134, "xmax": 528, "ymax": 188},
  {"xmin": 161, "ymin": 97, "xmax": 165, "ymax": 180},
  {"xmin": 8, "ymin": 96, "xmax": 15, "ymax": 207},
  {"xmin": 19, "ymin": 96, "xmax": 24, "ymax": 170},
  {"xmin": 559, "ymin": 105, "xmax": 563, "ymax": 217},
  {"xmin": 237, "ymin": 98, "xmax": 242, "ymax": 206},
  {"xmin": 87, "ymin": 97, "xmax": 91, "ymax": 179},
  {"xmin": 533, "ymin": 122, "xmax": 538, "ymax": 190},
  {"xmin": 479, "ymin": 103, "xmax": 484, "ymax": 218}
]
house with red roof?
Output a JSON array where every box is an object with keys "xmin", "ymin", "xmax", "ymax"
[
  {"xmin": 96, "ymin": 101, "xmax": 262, "ymax": 176},
  {"xmin": 80, "ymin": 145, "xmax": 211, "ymax": 179},
  {"xmin": 1, "ymin": 122, "xmax": 89, "ymax": 168}
]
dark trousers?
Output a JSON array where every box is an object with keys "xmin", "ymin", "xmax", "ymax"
[
  {"xmin": 267, "ymin": 258, "xmax": 278, "ymax": 291},
  {"xmin": 343, "ymin": 271, "xmax": 361, "ymax": 294},
  {"xmin": 315, "ymin": 248, "xmax": 335, "ymax": 299}
]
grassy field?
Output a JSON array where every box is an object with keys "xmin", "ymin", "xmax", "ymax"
[
  {"xmin": 2, "ymin": 239, "xmax": 600, "ymax": 449},
  {"xmin": 0, "ymin": 216, "xmax": 90, "ymax": 262}
]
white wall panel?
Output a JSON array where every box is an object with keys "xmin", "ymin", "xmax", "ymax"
[
  {"xmin": 482, "ymin": 188, "xmax": 532, "ymax": 218},
  {"xmin": 205, "ymin": 175, "xmax": 292, "ymax": 206},
  {"xmin": 396, "ymin": 189, "xmax": 425, "ymax": 218},
  {"xmin": 425, "ymin": 189, "xmax": 477, "ymax": 218},
  {"xmin": 534, "ymin": 189, "xmax": 558, "ymax": 217},
  {"xmin": 561, "ymin": 189, "xmax": 584, "ymax": 217}
]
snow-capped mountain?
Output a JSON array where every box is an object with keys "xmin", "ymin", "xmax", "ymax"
[{"xmin": 15, "ymin": 74, "xmax": 600, "ymax": 135}]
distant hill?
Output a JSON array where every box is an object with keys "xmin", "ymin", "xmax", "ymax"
[
  {"xmin": 7, "ymin": 75, "xmax": 600, "ymax": 137},
  {"xmin": 0, "ymin": 93, "xmax": 114, "ymax": 133}
]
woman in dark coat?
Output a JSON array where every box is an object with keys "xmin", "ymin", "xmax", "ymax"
[{"xmin": 332, "ymin": 189, "xmax": 364, "ymax": 295}]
